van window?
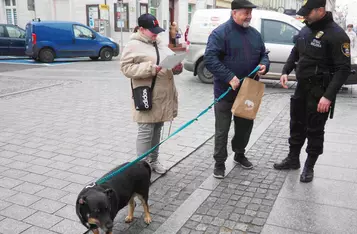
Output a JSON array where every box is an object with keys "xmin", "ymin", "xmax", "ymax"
[
  {"xmin": 73, "ymin": 25, "xmax": 93, "ymax": 39},
  {"xmin": 5, "ymin": 25, "xmax": 23, "ymax": 38},
  {"xmin": 262, "ymin": 19, "xmax": 299, "ymax": 45}
]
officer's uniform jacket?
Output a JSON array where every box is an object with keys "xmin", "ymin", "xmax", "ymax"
[{"xmin": 282, "ymin": 12, "xmax": 351, "ymax": 101}]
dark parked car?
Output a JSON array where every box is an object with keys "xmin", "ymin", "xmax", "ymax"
[{"xmin": 0, "ymin": 24, "xmax": 26, "ymax": 56}]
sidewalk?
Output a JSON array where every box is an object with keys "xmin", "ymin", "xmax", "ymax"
[
  {"xmin": 157, "ymin": 89, "xmax": 357, "ymax": 234},
  {"xmin": 1, "ymin": 60, "xmax": 356, "ymax": 234},
  {"xmin": 262, "ymin": 94, "xmax": 357, "ymax": 234}
]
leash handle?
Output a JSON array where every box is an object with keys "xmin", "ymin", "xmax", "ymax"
[{"xmin": 96, "ymin": 65, "xmax": 260, "ymax": 184}]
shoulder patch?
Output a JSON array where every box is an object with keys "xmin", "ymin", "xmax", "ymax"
[{"xmin": 341, "ymin": 43, "xmax": 350, "ymax": 57}]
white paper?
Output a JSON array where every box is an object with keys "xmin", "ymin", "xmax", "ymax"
[{"xmin": 159, "ymin": 53, "xmax": 186, "ymax": 69}]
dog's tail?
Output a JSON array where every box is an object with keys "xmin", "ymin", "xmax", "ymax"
[{"xmin": 142, "ymin": 160, "xmax": 152, "ymax": 179}]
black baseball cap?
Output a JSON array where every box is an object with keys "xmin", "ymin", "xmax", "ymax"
[
  {"xmin": 138, "ymin": 13, "xmax": 165, "ymax": 34},
  {"xmin": 297, "ymin": 0, "xmax": 326, "ymax": 16},
  {"xmin": 231, "ymin": 0, "xmax": 257, "ymax": 10}
]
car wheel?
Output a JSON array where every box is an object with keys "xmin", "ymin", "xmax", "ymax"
[
  {"xmin": 90, "ymin": 56, "xmax": 99, "ymax": 61},
  {"xmin": 197, "ymin": 60, "xmax": 213, "ymax": 84},
  {"xmin": 39, "ymin": 48, "xmax": 55, "ymax": 63},
  {"xmin": 100, "ymin": 48, "xmax": 113, "ymax": 61}
]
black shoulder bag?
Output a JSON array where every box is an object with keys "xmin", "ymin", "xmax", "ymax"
[{"xmin": 131, "ymin": 41, "xmax": 160, "ymax": 111}]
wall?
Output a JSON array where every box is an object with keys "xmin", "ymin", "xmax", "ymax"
[{"xmin": 0, "ymin": 0, "xmax": 5, "ymax": 24}]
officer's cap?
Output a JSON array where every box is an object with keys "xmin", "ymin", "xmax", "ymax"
[
  {"xmin": 297, "ymin": 0, "xmax": 326, "ymax": 16},
  {"xmin": 231, "ymin": 0, "xmax": 257, "ymax": 10}
]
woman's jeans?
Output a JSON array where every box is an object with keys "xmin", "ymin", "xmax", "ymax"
[{"xmin": 137, "ymin": 122, "xmax": 164, "ymax": 162}]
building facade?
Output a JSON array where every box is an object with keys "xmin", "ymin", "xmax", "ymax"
[
  {"xmin": 0, "ymin": 0, "xmax": 214, "ymax": 45},
  {"xmin": 0, "ymin": 0, "xmax": 302, "ymax": 45}
]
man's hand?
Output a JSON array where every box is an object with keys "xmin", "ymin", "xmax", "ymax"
[
  {"xmin": 280, "ymin": 74, "xmax": 288, "ymax": 89},
  {"xmin": 257, "ymin": 64, "xmax": 266, "ymax": 76},
  {"xmin": 229, "ymin": 76, "xmax": 240, "ymax": 90},
  {"xmin": 317, "ymin": 96, "xmax": 332, "ymax": 113}
]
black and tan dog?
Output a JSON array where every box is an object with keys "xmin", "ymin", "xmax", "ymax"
[{"xmin": 76, "ymin": 161, "xmax": 152, "ymax": 234}]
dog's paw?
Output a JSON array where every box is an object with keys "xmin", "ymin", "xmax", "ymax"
[
  {"xmin": 144, "ymin": 215, "xmax": 152, "ymax": 224},
  {"xmin": 125, "ymin": 215, "xmax": 134, "ymax": 223}
]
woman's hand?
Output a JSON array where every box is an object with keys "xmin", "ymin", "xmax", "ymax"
[
  {"xmin": 172, "ymin": 63, "xmax": 183, "ymax": 75},
  {"xmin": 155, "ymin": 65, "xmax": 162, "ymax": 74}
]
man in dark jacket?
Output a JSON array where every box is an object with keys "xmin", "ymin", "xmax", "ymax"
[
  {"xmin": 204, "ymin": 0, "xmax": 270, "ymax": 179},
  {"xmin": 273, "ymin": 0, "xmax": 351, "ymax": 182}
]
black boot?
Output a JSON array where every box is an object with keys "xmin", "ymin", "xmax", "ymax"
[
  {"xmin": 300, "ymin": 154, "xmax": 319, "ymax": 183},
  {"xmin": 273, "ymin": 153, "xmax": 300, "ymax": 170}
]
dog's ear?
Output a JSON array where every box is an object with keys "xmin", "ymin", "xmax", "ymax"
[
  {"xmin": 78, "ymin": 196, "xmax": 86, "ymax": 205},
  {"xmin": 104, "ymin": 188, "xmax": 114, "ymax": 197}
]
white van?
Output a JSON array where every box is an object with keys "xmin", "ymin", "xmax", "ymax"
[{"xmin": 184, "ymin": 8, "xmax": 304, "ymax": 83}]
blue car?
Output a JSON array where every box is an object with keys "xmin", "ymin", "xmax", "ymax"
[
  {"xmin": 0, "ymin": 24, "xmax": 26, "ymax": 56},
  {"xmin": 25, "ymin": 20, "xmax": 119, "ymax": 63}
]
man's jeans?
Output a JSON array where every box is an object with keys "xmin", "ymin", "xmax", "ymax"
[
  {"xmin": 137, "ymin": 122, "xmax": 164, "ymax": 162},
  {"xmin": 213, "ymin": 100, "xmax": 254, "ymax": 169}
]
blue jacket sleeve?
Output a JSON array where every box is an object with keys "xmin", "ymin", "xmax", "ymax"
[
  {"xmin": 204, "ymin": 30, "xmax": 235, "ymax": 83},
  {"xmin": 259, "ymin": 35, "xmax": 270, "ymax": 74}
]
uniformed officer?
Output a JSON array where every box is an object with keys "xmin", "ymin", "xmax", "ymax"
[{"xmin": 273, "ymin": 0, "xmax": 351, "ymax": 183}]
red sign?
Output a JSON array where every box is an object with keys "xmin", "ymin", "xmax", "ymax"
[{"xmin": 116, "ymin": 12, "xmax": 121, "ymax": 19}]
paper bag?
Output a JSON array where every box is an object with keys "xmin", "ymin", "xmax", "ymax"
[{"xmin": 231, "ymin": 78, "xmax": 265, "ymax": 120}]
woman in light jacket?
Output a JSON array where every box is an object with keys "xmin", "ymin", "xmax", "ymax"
[{"xmin": 120, "ymin": 13, "xmax": 182, "ymax": 174}]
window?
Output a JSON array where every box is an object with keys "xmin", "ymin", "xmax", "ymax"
[
  {"xmin": 140, "ymin": 3, "xmax": 148, "ymax": 15},
  {"xmin": 262, "ymin": 20, "xmax": 299, "ymax": 45},
  {"xmin": 188, "ymin": 4, "xmax": 195, "ymax": 24},
  {"xmin": 149, "ymin": 7, "xmax": 157, "ymax": 17},
  {"xmin": 5, "ymin": 25, "xmax": 23, "ymax": 38},
  {"xmin": 86, "ymin": 5, "xmax": 100, "ymax": 29},
  {"xmin": 0, "ymin": 26, "xmax": 5, "ymax": 37},
  {"xmin": 114, "ymin": 3, "xmax": 129, "ymax": 32},
  {"xmin": 5, "ymin": 0, "xmax": 17, "ymax": 25},
  {"xmin": 73, "ymin": 25, "xmax": 94, "ymax": 39}
]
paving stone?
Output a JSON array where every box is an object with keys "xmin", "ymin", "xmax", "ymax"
[
  {"xmin": 20, "ymin": 173, "xmax": 48, "ymax": 184},
  {"xmin": 0, "ymin": 200, "xmax": 11, "ymax": 210},
  {"xmin": 55, "ymin": 205, "xmax": 78, "ymax": 221},
  {"xmin": 0, "ymin": 177, "xmax": 23, "ymax": 189},
  {"xmin": 0, "ymin": 187, "xmax": 17, "ymax": 199},
  {"xmin": 30, "ymin": 198, "xmax": 66, "ymax": 214},
  {"xmin": 13, "ymin": 182, "xmax": 45, "ymax": 195},
  {"xmin": 40, "ymin": 178, "xmax": 71, "ymax": 190},
  {"xmin": 24, "ymin": 211, "xmax": 63, "ymax": 229},
  {"xmin": 0, "ymin": 218, "xmax": 31, "ymax": 234},
  {"xmin": 21, "ymin": 226, "xmax": 59, "ymax": 234},
  {"xmin": 50, "ymin": 218, "xmax": 86, "ymax": 234},
  {"xmin": 5, "ymin": 192, "xmax": 41, "ymax": 207},
  {"xmin": 0, "ymin": 204, "xmax": 36, "ymax": 221}
]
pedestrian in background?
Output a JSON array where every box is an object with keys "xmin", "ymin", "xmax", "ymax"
[
  {"xmin": 346, "ymin": 24, "xmax": 356, "ymax": 57},
  {"xmin": 273, "ymin": 0, "xmax": 351, "ymax": 182},
  {"xmin": 170, "ymin": 22, "xmax": 178, "ymax": 46},
  {"xmin": 120, "ymin": 13, "xmax": 183, "ymax": 174},
  {"xmin": 204, "ymin": 0, "xmax": 270, "ymax": 179}
]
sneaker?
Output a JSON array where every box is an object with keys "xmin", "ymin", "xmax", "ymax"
[
  {"xmin": 213, "ymin": 167, "xmax": 225, "ymax": 179},
  {"xmin": 233, "ymin": 154, "xmax": 253, "ymax": 169},
  {"xmin": 150, "ymin": 160, "xmax": 167, "ymax": 174}
]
